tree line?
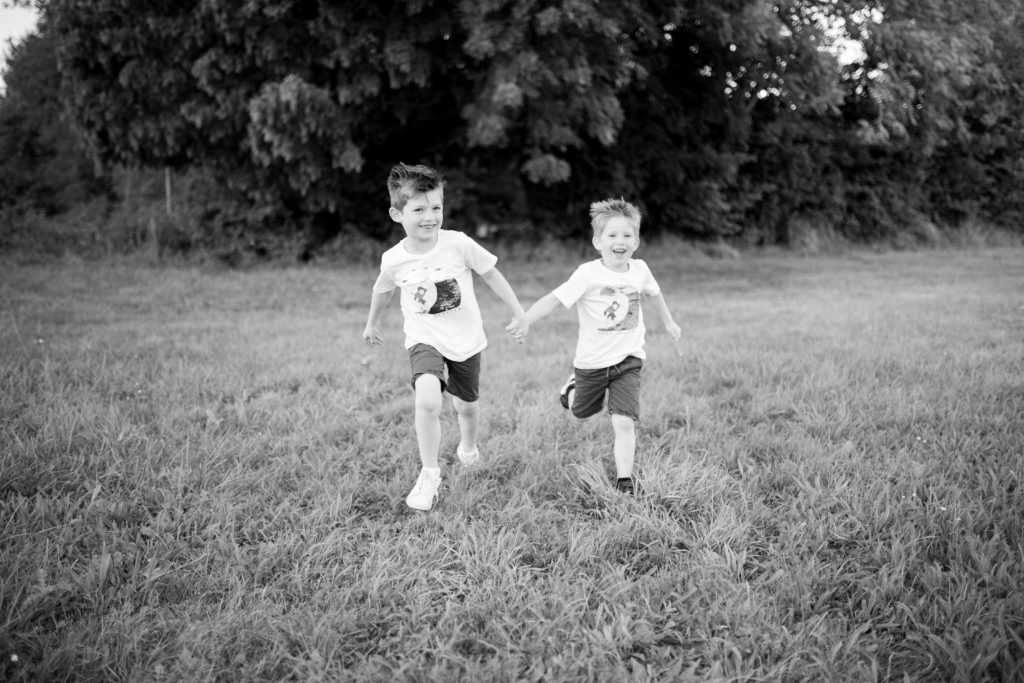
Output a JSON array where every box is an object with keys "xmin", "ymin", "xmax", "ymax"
[{"xmin": 2, "ymin": 0, "xmax": 1023, "ymax": 252}]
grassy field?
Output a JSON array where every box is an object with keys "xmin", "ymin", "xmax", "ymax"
[{"xmin": 1, "ymin": 245, "xmax": 1023, "ymax": 682}]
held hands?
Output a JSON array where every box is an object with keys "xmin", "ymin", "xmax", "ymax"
[{"xmin": 505, "ymin": 314, "xmax": 529, "ymax": 344}]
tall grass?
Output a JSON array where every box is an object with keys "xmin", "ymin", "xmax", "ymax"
[{"xmin": 2, "ymin": 246, "xmax": 1023, "ymax": 681}]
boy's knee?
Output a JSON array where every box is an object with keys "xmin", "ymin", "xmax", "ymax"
[
  {"xmin": 452, "ymin": 396, "xmax": 478, "ymax": 416},
  {"xmin": 414, "ymin": 374, "xmax": 443, "ymax": 413},
  {"xmin": 415, "ymin": 395, "xmax": 442, "ymax": 418},
  {"xmin": 413, "ymin": 397, "xmax": 442, "ymax": 419},
  {"xmin": 610, "ymin": 413, "xmax": 636, "ymax": 432}
]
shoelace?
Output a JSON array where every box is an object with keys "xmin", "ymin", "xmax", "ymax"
[{"xmin": 412, "ymin": 473, "xmax": 436, "ymax": 494}]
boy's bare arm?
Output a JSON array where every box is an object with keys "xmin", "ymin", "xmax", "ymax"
[
  {"xmin": 480, "ymin": 267, "xmax": 526, "ymax": 317},
  {"xmin": 645, "ymin": 291, "xmax": 682, "ymax": 342},
  {"xmin": 523, "ymin": 293, "xmax": 562, "ymax": 325},
  {"xmin": 363, "ymin": 289, "xmax": 395, "ymax": 346},
  {"xmin": 504, "ymin": 292, "xmax": 561, "ymax": 339},
  {"xmin": 480, "ymin": 267, "xmax": 530, "ymax": 341}
]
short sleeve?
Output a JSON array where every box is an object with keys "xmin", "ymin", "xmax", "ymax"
[
  {"xmin": 372, "ymin": 269, "xmax": 395, "ymax": 293},
  {"xmin": 552, "ymin": 266, "xmax": 589, "ymax": 307},
  {"xmin": 636, "ymin": 260, "xmax": 661, "ymax": 296},
  {"xmin": 455, "ymin": 231, "xmax": 499, "ymax": 274}
]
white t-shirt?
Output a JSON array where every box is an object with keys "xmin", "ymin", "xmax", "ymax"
[
  {"xmin": 373, "ymin": 229, "xmax": 498, "ymax": 361},
  {"xmin": 553, "ymin": 258, "xmax": 662, "ymax": 369}
]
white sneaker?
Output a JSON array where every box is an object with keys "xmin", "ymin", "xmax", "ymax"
[
  {"xmin": 406, "ymin": 468, "xmax": 441, "ymax": 511},
  {"xmin": 456, "ymin": 444, "xmax": 480, "ymax": 465}
]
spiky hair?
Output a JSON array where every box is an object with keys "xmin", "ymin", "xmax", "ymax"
[
  {"xmin": 387, "ymin": 163, "xmax": 445, "ymax": 209},
  {"xmin": 589, "ymin": 198, "xmax": 641, "ymax": 237}
]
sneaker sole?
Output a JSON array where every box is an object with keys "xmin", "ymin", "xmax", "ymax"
[
  {"xmin": 406, "ymin": 494, "xmax": 436, "ymax": 511},
  {"xmin": 559, "ymin": 375, "xmax": 575, "ymax": 410}
]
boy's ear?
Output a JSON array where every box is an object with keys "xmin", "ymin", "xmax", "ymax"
[
  {"xmin": 591, "ymin": 234, "xmax": 601, "ymax": 250},
  {"xmin": 389, "ymin": 207, "xmax": 402, "ymax": 223}
]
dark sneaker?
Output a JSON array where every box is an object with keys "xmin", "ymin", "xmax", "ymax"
[
  {"xmin": 559, "ymin": 374, "xmax": 575, "ymax": 410},
  {"xmin": 615, "ymin": 477, "xmax": 637, "ymax": 495}
]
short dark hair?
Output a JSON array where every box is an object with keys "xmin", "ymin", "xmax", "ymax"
[{"xmin": 388, "ymin": 163, "xmax": 445, "ymax": 209}]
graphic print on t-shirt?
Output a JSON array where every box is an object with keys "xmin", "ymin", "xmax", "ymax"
[
  {"xmin": 399, "ymin": 267, "xmax": 462, "ymax": 315},
  {"xmin": 597, "ymin": 285, "xmax": 641, "ymax": 332}
]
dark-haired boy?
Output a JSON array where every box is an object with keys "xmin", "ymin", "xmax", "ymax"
[{"xmin": 363, "ymin": 163, "xmax": 528, "ymax": 510}]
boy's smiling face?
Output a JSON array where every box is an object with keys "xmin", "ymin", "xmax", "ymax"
[
  {"xmin": 391, "ymin": 188, "xmax": 444, "ymax": 251},
  {"xmin": 592, "ymin": 215, "xmax": 639, "ymax": 271}
]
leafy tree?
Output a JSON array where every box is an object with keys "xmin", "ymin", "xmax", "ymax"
[
  {"xmin": 724, "ymin": 0, "xmax": 1024, "ymax": 242},
  {"xmin": 29, "ymin": 0, "xmax": 1024, "ymax": 248},
  {"xmin": 44, "ymin": 0, "xmax": 847, "ymax": 240},
  {"xmin": 615, "ymin": 0, "xmax": 849, "ymax": 237},
  {"xmin": 46, "ymin": 1, "xmax": 582, "ymax": 236},
  {"xmin": 833, "ymin": 0, "xmax": 1024, "ymax": 233},
  {"xmin": 0, "ymin": 18, "xmax": 107, "ymax": 213},
  {"xmin": 920, "ymin": 3, "xmax": 1024, "ymax": 227}
]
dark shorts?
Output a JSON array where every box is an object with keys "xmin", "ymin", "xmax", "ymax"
[
  {"xmin": 572, "ymin": 355, "xmax": 643, "ymax": 421},
  {"xmin": 409, "ymin": 343, "xmax": 481, "ymax": 402}
]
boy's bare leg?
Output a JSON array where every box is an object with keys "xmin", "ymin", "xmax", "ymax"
[
  {"xmin": 414, "ymin": 374, "xmax": 443, "ymax": 468},
  {"xmin": 610, "ymin": 413, "xmax": 636, "ymax": 479},
  {"xmin": 451, "ymin": 396, "xmax": 479, "ymax": 453}
]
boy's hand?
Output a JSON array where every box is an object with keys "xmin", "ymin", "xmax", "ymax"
[{"xmin": 362, "ymin": 324, "xmax": 383, "ymax": 347}]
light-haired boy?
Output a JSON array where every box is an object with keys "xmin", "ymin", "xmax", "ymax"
[
  {"xmin": 363, "ymin": 162, "xmax": 528, "ymax": 511},
  {"xmin": 507, "ymin": 198, "xmax": 681, "ymax": 493}
]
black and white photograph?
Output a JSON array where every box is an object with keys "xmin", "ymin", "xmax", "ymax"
[{"xmin": 2, "ymin": 1, "xmax": 1022, "ymax": 680}]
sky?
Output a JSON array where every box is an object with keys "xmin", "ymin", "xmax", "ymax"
[{"xmin": 1, "ymin": 6, "xmax": 39, "ymax": 91}]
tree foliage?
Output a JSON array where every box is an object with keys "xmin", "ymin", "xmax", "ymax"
[
  {"xmin": 0, "ymin": 19, "xmax": 108, "ymax": 213},
  {"xmin": 835, "ymin": 0, "xmax": 1024, "ymax": 232},
  {"xmin": 12, "ymin": 0, "xmax": 1023, "ymax": 245}
]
